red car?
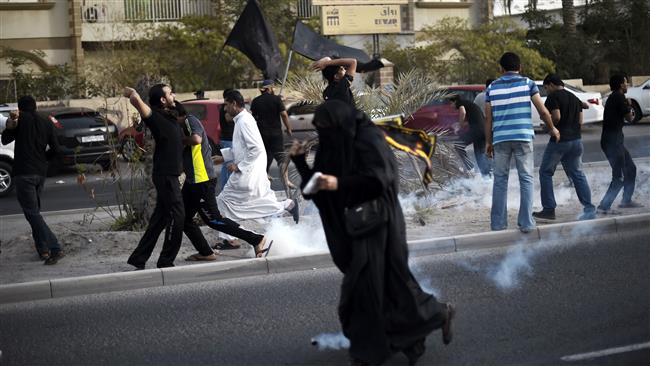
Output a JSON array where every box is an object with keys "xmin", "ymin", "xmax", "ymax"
[
  {"xmin": 406, "ymin": 85, "xmax": 485, "ymax": 138},
  {"xmin": 118, "ymin": 99, "xmax": 224, "ymax": 161}
]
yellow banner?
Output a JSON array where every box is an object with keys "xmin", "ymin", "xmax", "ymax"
[{"xmin": 321, "ymin": 5, "xmax": 402, "ymax": 35}]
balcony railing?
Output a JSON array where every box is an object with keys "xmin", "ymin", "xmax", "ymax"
[{"xmin": 82, "ymin": 0, "xmax": 214, "ymax": 23}]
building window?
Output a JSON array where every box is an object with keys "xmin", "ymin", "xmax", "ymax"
[{"xmin": 296, "ymin": 0, "xmax": 319, "ymax": 19}]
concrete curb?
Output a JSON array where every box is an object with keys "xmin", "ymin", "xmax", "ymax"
[{"xmin": 0, "ymin": 213, "xmax": 648, "ymax": 305}]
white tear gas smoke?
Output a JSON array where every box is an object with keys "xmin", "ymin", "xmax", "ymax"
[
  {"xmin": 408, "ymin": 258, "xmax": 442, "ymax": 298},
  {"xmin": 311, "ymin": 332, "xmax": 350, "ymax": 350},
  {"xmin": 487, "ymin": 243, "xmax": 537, "ymax": 291},
  {"xmin": 261, "ymin": 211, "xmax": 328, "ymax": 257}
]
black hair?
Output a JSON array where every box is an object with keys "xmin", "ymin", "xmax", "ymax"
[
  {"xmin": 222, "ymin": 88, "xmax": 234, "ymax": 98},
  {"xmin": 224, "ymin": 89, "xmax": 245, "ymax": 107},
  {"xmin": 499, "ymin": 52, "xmax": 521, "ymax": 72},
  {"xmin": 609, "ymin": 74, "xmax": 627, "ymax": 92},
  {"xmin": 322, "ymin": 65, "xmax": 341, "ymax": 83},
  {"xmin": 17, "ymin": 95, "xmax": 37, "ymax": 112},
  {"xmin": 447, "ymin": 94, "xmax": 461, "ymax": 108},
  {"xmin": 148, "ymin": 83, "xmax": 169, "ymax": 108},
  {"xmin": 485, "ymin": 78, "xmax": 495, "ymax": 88},
  {"xmin": 543, "ymin": 74, "xmax": 564, "ymax": 87}
]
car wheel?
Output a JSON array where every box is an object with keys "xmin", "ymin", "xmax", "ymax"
[
  {"xmin": 0, "ymin": 161, "xmax": 14, "ymax": 197},
  {"xmin": 631, "ymin": 100, "xmax": 642, "ymax": 124},
  {"xmin": 120, "ymin": 136, "xmax": 140, "ymax": 161}
]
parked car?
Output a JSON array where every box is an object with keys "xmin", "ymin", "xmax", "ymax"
[
  {"xmin": 286, "ymin": 101, "xmax": 318, "ymax": 139},
  {"xmin": 118, "ymin": 99, "xmax": 224, "ymax": 161},
  {"xmin": 603, "ymin": 78, "xmax": 650, "ymax": 124},
  {"xmin": 38, "ymin": 106, "xmax": 119, "ymax": 174},
  {"xmin": 0, "ymin": 103, "xmax": 16, "ymax": 197},
  {"xmin": 532, "ymin": 81, "xmax": 604, "ymax": 130},
  {"xmin": 405, "ymin": 85, "xmax": 485, "ymax": 137}
]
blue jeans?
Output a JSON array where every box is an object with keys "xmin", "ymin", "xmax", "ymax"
[
  {"xmin": 491, "ymin": 141, "xmax": 535, "ymax": 231},
  {"xmin": 539, "ymin": 139, "xmax": 595, "ymax": 214},
  {"xmin": 599, "ymin": 142, "xmax": 636, "ymax": 210},
  {"xmin": 14, "ymin": 175, "xmax": 61, "ymax": 255},
  {"xmin": 218, "ymin": 139, "xmax": 233, "ymax": 192}
]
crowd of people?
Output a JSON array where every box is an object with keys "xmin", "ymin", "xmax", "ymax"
[{"xmin": 0, "ymin": 50, "xmax": 643, "ymax": 366}]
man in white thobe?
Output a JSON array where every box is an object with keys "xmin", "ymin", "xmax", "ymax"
[{"xmin": 217, "ymin": 90, "xmax": 299, "ymax": 223}]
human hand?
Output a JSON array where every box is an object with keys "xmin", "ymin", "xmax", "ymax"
[
  {"xmin": 550, "ymin": 127, "xmax": 561, "ymax": 142},
  {"xmin": 123, "ymin": 87, "xmax": 137, "ymax": 99},
  {"xmin": 288, "ymin": 140, "xmax": 307, "ymax": 157},
  {"xmin": 227, "ymin": 163, "xmax": 239, "ymax": 173},
  {"xmin": 311, "ymin": 57, "xmax": 331, "ymax": 71},
  {"xmin": 486, "ymin": 143, "xmax": 493, "ymax": 159},
  {"xmin": 316, "ymin": 174, "xmax": 338, "ymax": 191}
]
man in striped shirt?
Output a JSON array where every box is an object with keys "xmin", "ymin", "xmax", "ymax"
[{"xmin": 485, "ymin": 52, "xmax": 559, "ymax": 233}]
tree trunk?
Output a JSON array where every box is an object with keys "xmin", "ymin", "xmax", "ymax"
[{"xmin": 562, "ymin": 0, "xmax": 577, "ymax": 35}]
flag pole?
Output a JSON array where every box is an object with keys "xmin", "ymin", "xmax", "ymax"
[{"xmin": 278, "ymin": 50, "xmax": 293, "ymax": 96}]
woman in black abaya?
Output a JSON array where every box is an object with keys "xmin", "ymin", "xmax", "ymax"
[{"xmin": 289, "ymin": 100, "xmax": 454, "ymax": 366}]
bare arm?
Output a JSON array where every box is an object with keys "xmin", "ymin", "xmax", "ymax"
[
  {"xmin": 123, "ymin": 87, "xmax": 151, "ymax": 119},
  {"xmin": 457, "ymin": 105, "xmax": 468, "ymax": 129},
  {"xmin": 624, "ymin": 98, "xmax": 634, "ymax": 122},
  {"xmin": 280, "ymin": 110, "xmax": 292, "ymax": 136},
  {"xmin": 311, "ymin": 57, "xmax": 357, "ymax": 78},
  {"xmin": 183, "ymin": 134, "xmax": 201, "ymax": 146},
  {"xmin": 532, "ymin": 93, "xmax": 560, "ymax": 141},
  {"xmin": 485, "ymin": 102, "xmax": 493, "ymax": 158}
]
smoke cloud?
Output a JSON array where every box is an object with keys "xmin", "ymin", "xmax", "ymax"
[{"xmin": 311, "ymin": 332, "xmax": 350, "ymax": 350}]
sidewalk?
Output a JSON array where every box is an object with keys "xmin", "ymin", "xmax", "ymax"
[{"xmin": 0, "ymin": 158, "xmax": 648, "ymax": 300}]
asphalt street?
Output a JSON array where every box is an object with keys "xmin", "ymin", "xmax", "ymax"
[{"xmin": 0, "ymin": 229, "xmax": 647, "ymax": 365}]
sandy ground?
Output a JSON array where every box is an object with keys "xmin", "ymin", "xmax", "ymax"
[{"xmin": 0, "ymin": 159, "xmax": 648, "ymax": 285}]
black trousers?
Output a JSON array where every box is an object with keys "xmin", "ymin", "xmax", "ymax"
[
  {"xmin": 128, "ymin": 175, "xmax": 184, "ymax": 268},
  {"xmin": 182, "ymin": 178, "xmax": 263, "ymax": 254},
  {"xmin": 261, "ymin": 132, "xmax": 284, "ymax": 172},
  {"xmin": 15, "ymin": 175, "xmax": 61, "ymax": 255}
]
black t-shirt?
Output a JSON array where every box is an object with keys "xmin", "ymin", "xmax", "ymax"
[
  {"xmin": 144, "ymin": 108, "xmax": 183, "ymax": 176},
  {"xmin": 323, "ymin": 74, "xmax": 355, "ymax": 106},
  {"xmin": 544, "ymin": 89, "xmax": 582, "ymax": 142},
  {"xmin": 250, "ymin": 92, "xmax": 285, "ymax": 136},
  {"xmin": 219, "ymin": 104, "xmax": 234, "ymax": 140},
  {"xmin": 1, "ymin": 112, "xmax": 60, "ymax": 177},
  {"xmin": 458, "ymin": 100, "xmax": 485, "ymax": 133},
  {"xmin": 601, "ymin": 90, "xmax": 628, "ymax": 146}
]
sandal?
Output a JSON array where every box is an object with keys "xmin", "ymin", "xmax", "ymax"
[
  {"xmin": 185, "ymin": 253, "xmax": 217, "ymax": 261},
  {"xmin": 254, "ymin": 237, "xmax": 274, "ymax": 258},
  {"xmin": 212, "ymin": 239, "xmax": 241, "ymax": 250},
  {"xmin": 442, "ymin": 303, "xmax": 455, "ymax": 345}
]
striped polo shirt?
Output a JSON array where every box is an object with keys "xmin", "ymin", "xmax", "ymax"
[
  {"xmin": 485, "ymin": 72, "xmax": 539, "ymax": 144},
  {"xmin": 182, "ymin": 115, "xmax": 217, "ymax": 184}
]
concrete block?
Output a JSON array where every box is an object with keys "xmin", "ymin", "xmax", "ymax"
[
  {"xmin": 267, "ymin": 252, "xmax": 333, "ymax": 274},
  {"xmin": 615, "ymin": 213, "xmax": 650, "ymax": 234},
  {"xmin": 161, "ymin": 258, "xmax": 269, "ymax": 286},
  {"xmin": 538, "ymin": 217, "xmax": 617, "ymax": 241},
  {"xmin": 51, "ymin": 270, "xmax": 163, "ymax": 298},
  {"xmin": 455, "ymin": 228, "xmax": 539, "ymax": 252},
  {"xmin": 0, "ymin": 280, "xmax": 51, "ymax": 305},
  {"xmin": 408, "ymin": 237, "xmax": 456, "ymax": 256}
]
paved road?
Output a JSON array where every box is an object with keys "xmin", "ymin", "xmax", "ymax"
[
  {"xmin": 1, "ymin": 122, "xmax": 648, "ymax": 216},
  {"xmin": 0, "ymin": 230, "xmax": 647, "ymax": 365}
]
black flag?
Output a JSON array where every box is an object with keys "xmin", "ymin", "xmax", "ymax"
[
  {"xmin": 291, "ymin": 21, "xmax": 371, "ymax": 63},
  {"xmin": 224, "ymin": 0, "xmax": 283, "ymax": 80}
]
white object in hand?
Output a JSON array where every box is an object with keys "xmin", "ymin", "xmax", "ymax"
[
  {"xmin": 220, "ymin": 147, "xmax": 234, "ymax": 162},
  {"xmin": 303, "ymin": 172, "xmax": 323, "ymax": 195}
]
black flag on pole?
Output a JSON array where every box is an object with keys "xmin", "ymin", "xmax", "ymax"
[
  {"xmin": 291, "ymin": 21, "xmax": 371, "ymax": 63},
  {"xmin": 224, "ymin": 0, "xmax": 283, "ymax": 81}
]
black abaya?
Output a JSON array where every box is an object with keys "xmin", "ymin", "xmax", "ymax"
[{"xmin": 291, "ymin": 101, "xmax": 448, "ymax": 365}]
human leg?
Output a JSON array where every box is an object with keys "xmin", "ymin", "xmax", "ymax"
[
  {"xmin": 538, "ymin": 141, "xmax": 565, "ymax": 212},
  {"xmin": 561, "ymin": 140, "xmax": 596, "ymax": 217},
  {"xmin": 598, "ymin": 144, "xmax": 624, "ymax": 211},
  {"xmin": 182, "ymin": 182, "xmax": 215, "ymax": 257},
  {"xmin": 156, "ymin": 175, "xmax": 185, "ymax": 268},
  {"xmin": 15, "ymin": 175, "xmax": 60, "ymax": 256},
  {"xmin": 620, "ymin": 147, "xmax": 637, "ymax": 204},
  {"xmin": 491, "ymin": 142, "xmax": 512, "ymax": 230},
  {"xmin": 513, "ymin": 141, "xmax": 535, "ymax": 231},
  {"xmin": 472, "ymin": 139, "xmax": 491, "ymax": 176}
]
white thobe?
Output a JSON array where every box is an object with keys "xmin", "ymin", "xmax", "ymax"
[{"xmin": 217, "ymin": 109, "xmax": 291, "ymax": 220}]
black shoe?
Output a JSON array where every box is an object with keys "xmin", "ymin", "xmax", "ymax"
[
  {"xmin": 127, "ymin": 258, "xmax": 145, "ymax": 270},
  {"xmin": 618, "ymin": 201, "xmax": 644, "ymax": 208},
  {"xmin": 288, "ymin": 199, "xmax": 300, "ymax": 224},
  {"xmin": 532, "ymin": 209, "xmax": 555, "ymax": 220},
  {"xmin": 44, "ymin": 251, "xmax": 65, "ymax": 265}
]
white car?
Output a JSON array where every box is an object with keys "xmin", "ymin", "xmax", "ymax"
[
  {"xmin": 286, "ymin": 101, "xmax": 317, "ymax": 139},
  {"xmin": 0, "ymin": 103, "xmax": 16, "ymax": 197},
  {"xmin": 624, "ymin": 78, "xmax": 650, "ymax": 123},
  {"xmin": 532, "ymin": 81, "xmax": 604, "ymax": 131}
]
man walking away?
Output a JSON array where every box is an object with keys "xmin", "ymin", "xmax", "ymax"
[
  {"xmin": 450, "ymin": 94, "xmax": 491, "ymax": 176},
  {"xmin": 534, "ymin": 74, "xmax": 596, "ymax": 221},
  {"xmin": 473, "ymin": 78, "xmax": 495, "ymax": 118},
  {"xmin": 485, "ymin": 52, "xmax": 559, "ymax": 233},
  {"xmin": 250, "ymin": 80, "xmax": 292, "ymax": 173},
  {"xmin": 123, "ymin": 84, "xmax": 185, "ymax": 269},
  {"xmin": 218, "ymin": 88, "xmax": 235, "ymax": 191},
  {"xmin": 1, "ymin": 96, "xmax": 63, "ymax": 264},
  {"xmin": 597, "ymin": 75, "xmax": 642, "ymax": 212},
  {"xmin": 176, "ymin": 104, "xmax": 271, "ymax": 260}
]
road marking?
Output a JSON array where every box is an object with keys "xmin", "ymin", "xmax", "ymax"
[{"xmin": 561, "ymin": 341, "xmax": 650, "ymax": 362}]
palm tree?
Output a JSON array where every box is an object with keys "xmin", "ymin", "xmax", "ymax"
[{"xmin": 561, "ymin": 0, "xmax": 577, "ymax": 35}]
